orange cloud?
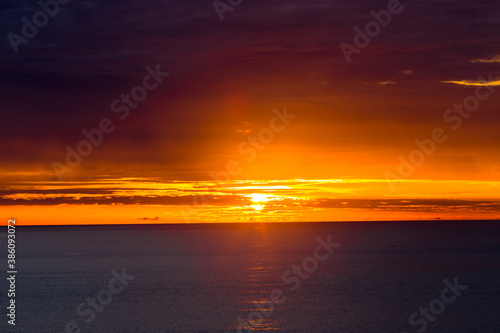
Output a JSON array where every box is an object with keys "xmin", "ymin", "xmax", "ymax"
[{"xmin": 470, "ymin": 55, "xmax": 500, "ymax": 63}]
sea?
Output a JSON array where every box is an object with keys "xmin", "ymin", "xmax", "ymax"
[{"xmin": 1, "ymin": 221, "xmax": 500, "ymax": 332}]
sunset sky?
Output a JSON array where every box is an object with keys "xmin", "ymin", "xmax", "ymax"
[{"xmin": 1, "ymin": 0, "xmax": 499, "ymax": 224}]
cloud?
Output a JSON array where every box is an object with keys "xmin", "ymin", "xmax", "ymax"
[
  {"xmin": 379, "ymin": 81, "xmax": 396, "ymax": 85},
  {"xmin": 470, "ymin": 55, "xmax": 500, "ymax": 63},
  {"xmin": 1, "ymin": 0, "xmax": 500, "ymax": 180},
  {"xmin": 138, "ymin": 216, "xmax": 159, "ymax": 221},
  {"xmin": 442, "ymin": 78, "xmax": 500, "ymax": 86}
]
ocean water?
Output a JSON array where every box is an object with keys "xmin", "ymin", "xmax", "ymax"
[{"xmin": 2, "ymin": 221, "xmax": 500, "ymax": 332}]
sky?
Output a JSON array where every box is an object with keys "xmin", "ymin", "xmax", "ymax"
[{"xmin": 1, "ymin": 0, "xmax": 500, "ymax": 224}]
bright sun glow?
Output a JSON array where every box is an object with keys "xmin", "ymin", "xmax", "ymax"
[
  {"xmin": 251, "ymin": 204, "xmax": 265, "ymax": 211},
  {"xmin": 250, "ymin": 193, "xmax": 269, "ymax": 203},
  {"xmin": 249, "ymin": 193, "xmax": 270, "ymax": 211}
]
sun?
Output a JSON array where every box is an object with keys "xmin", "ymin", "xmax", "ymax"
[
  {"xmin": 250, "ymin": 193, "xmax": 269, "ymax": 203},
  {"xmin": 249, "ymin": 193, "xmax": 270, "ymax": 211}
]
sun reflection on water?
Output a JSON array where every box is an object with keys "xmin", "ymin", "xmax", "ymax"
[{"xmin": 236, "ymin": 225, "xmax": 283, "ymax": 331}]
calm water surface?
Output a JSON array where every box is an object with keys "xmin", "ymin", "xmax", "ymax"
[{"xmin": 2, "ymin": 221, "xmax": 500, "ymax": 332}]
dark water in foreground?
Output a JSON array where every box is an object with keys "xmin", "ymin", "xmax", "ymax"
[{"xmin": 1, "ymin": 221, "xmax": 500, "ymax": 332}]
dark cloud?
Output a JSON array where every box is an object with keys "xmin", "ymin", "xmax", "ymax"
[{"xmin": 1, "ymin": 0, "xmax": 499, "ymax": 179}]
